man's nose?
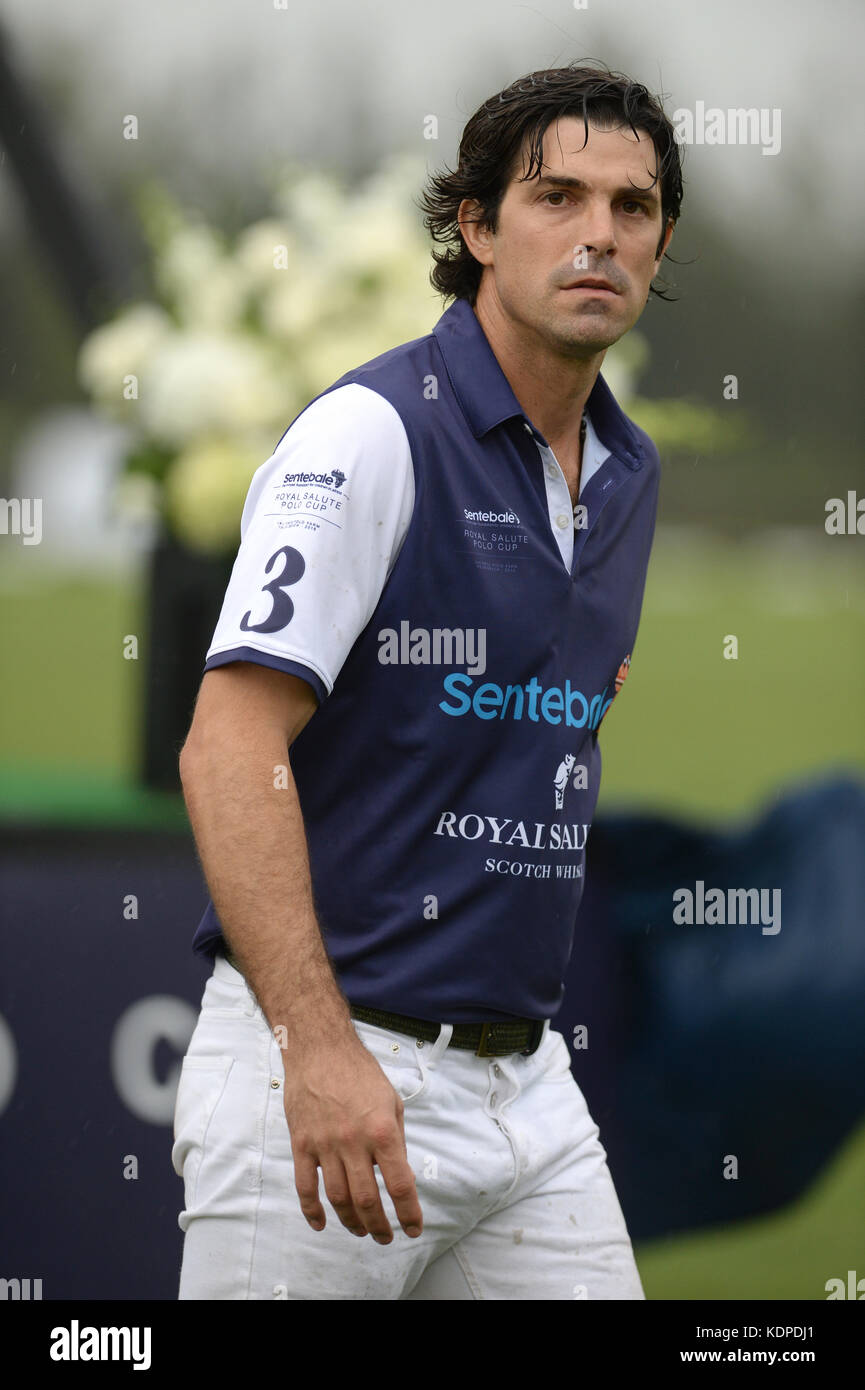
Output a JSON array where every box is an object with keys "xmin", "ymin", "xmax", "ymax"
[{"xmin": 575, "ymin": 201, "xmax": 618, "ymax": 255}]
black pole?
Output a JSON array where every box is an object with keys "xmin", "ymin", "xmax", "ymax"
[{"xmin": 0, "ymin": 18, "xmax": 138, "ymax": 332}]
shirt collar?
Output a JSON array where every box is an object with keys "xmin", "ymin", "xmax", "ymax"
[{"xmin": 432, "ymin": 296, "xmax": 645, "ymax": 469}]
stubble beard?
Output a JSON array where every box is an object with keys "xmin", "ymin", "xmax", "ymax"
[{"xmin": 539, "ymin": 302, "xmax": 628, "ymax": 361}]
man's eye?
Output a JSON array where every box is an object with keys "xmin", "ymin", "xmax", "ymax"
[
  {"xmin": 543, "ymin": 192, "xmax": 567, "ymax": 204},
  {"xmin": 622, "ymin": 201, "xmax": 648, "ymax": 214}
]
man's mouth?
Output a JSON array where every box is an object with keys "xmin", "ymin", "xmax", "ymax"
[{"xmin": 562, "ymin": 278, "xmax": 621, "ymax": 296}]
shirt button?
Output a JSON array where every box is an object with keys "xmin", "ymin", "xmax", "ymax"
[
  {"xmin": 545, "ymin": 463, "xmax": 557, "ymax": 480},
  {"xmin": 493, "ymin": 1064, "xmax": 501, "ymax": 1077},
  {"xmin": 556, "ymin": 513, "xmax": 570, "ymax": 529}
]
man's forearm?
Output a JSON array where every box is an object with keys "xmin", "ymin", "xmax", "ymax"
[{"xmin": 180, "ymin": 731, "xmax": 354, "ymax": 1054}]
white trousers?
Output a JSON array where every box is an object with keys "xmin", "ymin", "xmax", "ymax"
[{"xmin": 172, "ymin": 953, "xmax": 645, "ymax": 1300}]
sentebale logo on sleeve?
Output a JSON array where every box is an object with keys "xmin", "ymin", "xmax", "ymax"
[{"xmin": 280, "ymin": 469, "xmax": 346, "ymax": 489}]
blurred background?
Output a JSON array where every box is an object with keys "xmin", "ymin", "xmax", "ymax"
[{"xmin": 0, "ymin": 0, "xmax": 863, "ymax": 1301}]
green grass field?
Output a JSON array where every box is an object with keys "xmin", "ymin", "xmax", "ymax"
[
  {"xmin": 598, "ymin": 525, "xmax": 865, "ymax": 822},
  {"xmin": 1, "ymin": 524, "xmax": 863, "ymax": 1298}
]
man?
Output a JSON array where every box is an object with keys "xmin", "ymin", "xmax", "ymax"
[{"xmin": 173, "ymin": 62, "xmax": 682, "ymax": 1300}]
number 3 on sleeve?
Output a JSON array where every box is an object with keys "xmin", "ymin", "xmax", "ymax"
[{"xmin": 239, "ymin": 546, "xmax": 306, "ymax": 635}]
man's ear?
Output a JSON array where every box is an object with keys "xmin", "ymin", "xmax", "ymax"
[
  {"xmin": 654, "ymin": 216, "xmax": 675, "ymax": 270},
  {"xmin": 457, "ymin": 198, "xmax": 495, "ymax": 267}
]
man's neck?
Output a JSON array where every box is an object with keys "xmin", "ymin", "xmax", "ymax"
[{"xmin": 472, "ymin": 289, "xmax": 604, "ymax": 470}]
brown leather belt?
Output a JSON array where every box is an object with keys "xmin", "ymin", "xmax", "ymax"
[{"xmin": 222, "ymin": 945, "xmax": 545, "ymax": 1057}]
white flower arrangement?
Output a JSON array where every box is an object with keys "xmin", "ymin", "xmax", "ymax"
[{"xmin": 77, "ymin": 154, "xmax": 440, "ymax": 553}]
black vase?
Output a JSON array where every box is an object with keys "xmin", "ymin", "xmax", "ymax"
[{"xmin": 141, "ymin": 532, "xmax": 235, "ymax": 790}]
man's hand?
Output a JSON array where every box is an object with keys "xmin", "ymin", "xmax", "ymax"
[{"xmin": 281, "ymin": 1035, "xmax": 423, "ymax": 1243}]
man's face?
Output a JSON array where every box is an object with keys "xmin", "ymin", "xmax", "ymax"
[{"xmin": 464, "ymin": 116, "xmax": 675, "ymax": 358}]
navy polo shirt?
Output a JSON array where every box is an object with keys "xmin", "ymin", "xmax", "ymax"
[{"xmin": 191, "ymin": 296, "xmax": 661, "ymax": 1023}]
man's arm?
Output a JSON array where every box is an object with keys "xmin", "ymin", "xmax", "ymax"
[{"xmin": 179, "ymin": 661, "xmax": 423, "ymax": 1244}]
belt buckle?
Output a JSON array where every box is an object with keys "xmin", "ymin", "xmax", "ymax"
[{"xmin": 475, "ymin": 1022, "xmax": 499, "ymax": 1057}]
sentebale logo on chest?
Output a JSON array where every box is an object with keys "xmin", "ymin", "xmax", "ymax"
[{"xmin": 439, "ymin": 672, "xmax": 613, "ymax": 730}]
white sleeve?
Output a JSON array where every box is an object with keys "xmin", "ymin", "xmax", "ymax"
[{"xmin": 204, "ymin": 383, "xmax": 415, "ymax": 701}]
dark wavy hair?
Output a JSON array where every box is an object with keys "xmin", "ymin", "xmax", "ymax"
[{"xmin": 416, "ymin": 63, "xmax": 684, "ymax": 305}]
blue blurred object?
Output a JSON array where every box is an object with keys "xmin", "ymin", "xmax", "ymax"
[{"xmin": 554, "ymin": 772, "xmax": 865, "ymax": 1241}]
